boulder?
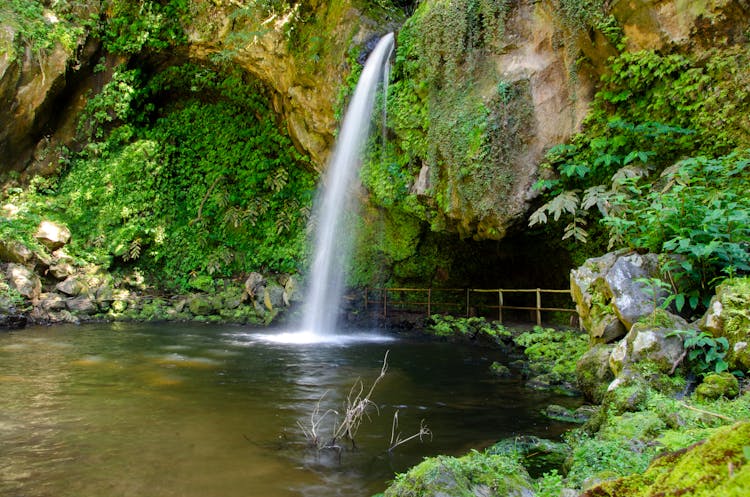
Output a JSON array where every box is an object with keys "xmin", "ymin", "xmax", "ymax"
[
  {"xmin": 607, "ymin": 254, "xmax": 667, "ymax": 330},
  {"xmin": 282, "ymin": 275, "xmax": 302, "ymax": 305},
  {"xmin": 48, "ymin": 261, "xmax": 75, "ymax": 280},
  {"xmin": 34, "ymin": 221, "xmax": 71, "ymax": 251},
  {"xmin": 55, "ymin": 276, "xmax": 85, "ymax": 296},
  {"xmin": 698, "ymin": 277, "xmax": 750, "ymax": 370},
  {"xmin": 609, "ymin": 310, "xmax": 689, "ymax": 377},
  {"xmin": 489, "ymin": 435, "xmax": 570, "ymax": 477},
  {"xmin": 0, "ymin": 311, "xmax": 27, "ymax": 329},
  {"xmin": 94, "ymin": 283, "xmax": 114, "ymax": 310},
  {"xmin": 490, "ymin": 361, "xmax": 512, "ymax": 377},
  {"xmin": 576, "ymin": 343, "xmax": 616, "ymax": 404},
  {"xmin": 39, "ymin": 292, "xmax": 67, "ymax": 312},
  {"xmin": 6, "ymin": 263, "xmax": 41, "ymax": 299},
  {"xmin": 694, "ymin": 372, "xmax": 740, "ymax": 401},
  {"xmin": 0, "ymin": 239, "xmax": 33, "ymax": 264},
  {"xmin": 244, "ymin": 272, "xmax": 266, "ymax": 299},
  {"xmin": 572, "ymin": 251, "xmax": 669, "ymax": 342},
  {"xmin": 582, "ymin": 422, "xmax": 750, "ymax": 497},
  {"xmin": 382, "ymin": 451, "xmax": 535, "ymax": 497},
  {"xmin": 264, "ymin": 281, "xmax": 286, "ymax": 311},
  {"xmin": 67, "ymin": 295, "xmax": 98, "ymax": 315},
  {"xmin": 188, "ymin": 294, "xmax": 215, "ymax": 316}
]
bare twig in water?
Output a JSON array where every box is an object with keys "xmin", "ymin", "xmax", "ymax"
[
  {"xmin": 388, "ymin": 409, "xmax": 432, "ymax": 453},
  {"xmin": 331, "ymin": 350, "xmax": 390, "ymax": 449},
  {"xmin": 297, "ymin": 390, "xmax": 337, "ymax": 449}
]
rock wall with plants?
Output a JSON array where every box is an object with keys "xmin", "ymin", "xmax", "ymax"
[{"xmin": 1, "ymin": 0, "xmax": 749, "ymax": 319}]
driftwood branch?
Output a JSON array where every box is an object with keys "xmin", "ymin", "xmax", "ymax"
[{"xmin": 679, "ymin": 402, "xmax": 734, "ymax": 421}]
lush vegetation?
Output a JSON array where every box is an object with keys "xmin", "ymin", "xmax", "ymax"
[
  {"xmin": 530, "ymin": 47, "xmax": 750, "ymax": 315},
  {"xmin": 3, "ymin": 62, "xmax": 315, "ymax": 290}
]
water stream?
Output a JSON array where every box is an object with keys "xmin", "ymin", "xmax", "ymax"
[
  {"xmin": 302, "ymin": 33, "xmax": 395, "ymax": 335},
  {"xmin": 0, "ymin": 323, "xmax": 580, "ymax": 497}
]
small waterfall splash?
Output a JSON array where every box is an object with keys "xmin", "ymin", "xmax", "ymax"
[{"xmin": 302, "ymin": 33, "xmax": 395, "ymax": 335}]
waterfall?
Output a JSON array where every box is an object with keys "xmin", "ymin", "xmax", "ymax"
[{"xmin": 302, "ymin": 32, "xmax": 395, "ymax": 335}]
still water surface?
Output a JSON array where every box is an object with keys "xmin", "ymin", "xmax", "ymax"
[{"xmin": 0, "ymin": 323, "xmax": 579, "ymax": 497}]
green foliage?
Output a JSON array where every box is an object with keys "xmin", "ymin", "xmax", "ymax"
[
  {"xmin": 531, "ymin": 45, "xmax": 750, "ymax": 311},
  {"xmin": 534, "ymin": 470, "xmax": 564, "ymax": 497},
  {"xmin": 667, "ymin": 329, "xmax": 731, "ymax": 377},
  {"xmin": 0, "ymin": 0, "xmax": 86, "ymax": 59},
  {"xmin": 424, "ymin": 314, "xmax": 510, "ymax": 342},
  {"xmin": 565, "ymin": 434, "xmax": 657, "ymax": 488},
  {"xmin": 29, "ymin": 62, "xmax": 315, "ymax": 290},
  {"xmin": 100, "ymin": 0, "xmax": 188, "ymax": 54}
]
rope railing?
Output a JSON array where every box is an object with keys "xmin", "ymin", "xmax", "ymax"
[{"xmin": 357, "ymin": 287, "xmax": 576, "ymax": 326}]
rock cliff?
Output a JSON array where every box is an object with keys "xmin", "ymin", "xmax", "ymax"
[{"xmin": 1, "ymin": 0, "xmax": 748, "ymax": 239}]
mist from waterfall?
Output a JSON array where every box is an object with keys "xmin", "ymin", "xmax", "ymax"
[{"xmin": 301, "ymin": 33, "xmax": 395, "ymax": 335}]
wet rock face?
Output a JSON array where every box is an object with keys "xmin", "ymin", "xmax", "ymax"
[{"xmin": 0, "ymin": 27, "xmax": 86, "ymax": 174}]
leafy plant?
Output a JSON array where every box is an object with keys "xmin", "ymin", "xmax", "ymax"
[{"xmin": 667, "ymin": 329, "xmax": 730, "ymax": 377}]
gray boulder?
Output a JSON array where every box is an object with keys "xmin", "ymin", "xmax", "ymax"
[
  {"xmin": 48, "ymin": 261, "xmax": 75, "ymax": 280},
  {"xmin": 6, "ymin": 263, "xmax": 41, "ymax": 299},
  {"xmin": 67, "ymin": 295, "xmax": 98, "ymax": 315},
  {"xmin": 244, "ymin": 272, "xmax": 266, "ymax": 299},
  {"xmin": 698, "ymin": 277, "xmax": 750, "ymax": 370},
  {"xmin": 34, "ymin": 220, "xmax": 71, "ymax": 251},
  {"xmin": 576, "ymin": 343, "xmax": 616, "ymax": 404},
  {"xmin": 571, "ymin": 251, "xmax": 668, "ymax": 342},
  {"xmin": 55, "ymin": 276, "xmax": 85, "ymax": 296},
  {"xmin": 0, "ymin": 239, "xmax": 32, "ymax": 264},
  {"xmin": 609, "ymin": 310, "xmax": 690, "ymax": 377},
  {"xmin": 39, "ymin": 292, "xmax": 67, "ymax": 312}
]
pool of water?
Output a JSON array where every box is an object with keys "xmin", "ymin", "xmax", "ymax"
[{"xmin": 0, "ymin": 323, "xmax": 580, "ymax": 497}]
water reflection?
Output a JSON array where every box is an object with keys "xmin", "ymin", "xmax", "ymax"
[{"xmin": 0, "ymin": 323, "xmax": 580, "ymax": 497}]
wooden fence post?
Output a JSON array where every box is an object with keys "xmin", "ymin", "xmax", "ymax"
[
  {"xmin": 498, "ymin": 289, "xmax": 503, "ymax": 323},
  {"xmin": 536, "ymin": 288, "xmax": 542, "ymax": 326},
  {"xmin": 427, "ymin": 288, "xmax": 431, "ymax": 317},
  {"xmin": 384, "ymin": 289, "xmax": 388, "ymax": 319}
]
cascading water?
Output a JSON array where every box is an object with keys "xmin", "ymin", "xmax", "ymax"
[{"xmin": 301, "ymin": 33, "xmax": 395, "ymax": 336}]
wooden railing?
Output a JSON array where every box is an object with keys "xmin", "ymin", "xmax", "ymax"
[{"xmin": 357, "ymin": 287, "xmax": 576, "ymax": 326}]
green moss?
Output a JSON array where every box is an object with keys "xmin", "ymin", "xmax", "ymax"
[
  {"xmin": 383, "ymin": 450, "xmax": 533, "ymax": 497},
  {"xmin": 515, "ymin": 326, "xmax": 589, "ymax": 386},
  {"xmin": 423, "ymin": 315, "xmax": 510, "ymax": 345},
  {"xmin": 694, "ymin": 372, "xmax": 740, "ymax": 401},
  {"xmin": 714, "ymin": 278, "xmax": 750, "ymax": 370},
  {"xmin": 588, "ymin": 422, "xmax": 750, "ymax": 497}
]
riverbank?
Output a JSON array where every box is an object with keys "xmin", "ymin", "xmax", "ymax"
[{"xmin": 377, "ymin": 271, "xmax": 750, "ymax": 496}]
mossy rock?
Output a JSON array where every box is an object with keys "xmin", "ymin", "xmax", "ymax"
[
  {"xmin": 490, "ymin": 361, "xmax": 512, "ymax": 377},
  {"xmin": 694, "ymin": 372, "xmax": 740, "ymax": 401},
  {"xmin": 582, "ymin": 421, "xmax": 750, "ymax": 497},
  {"xmin": 700, "ymin": 278, "xmax": 750, "ymax": 371},
  {"xmin": 577, "ymin": 343, "xmax": 616, "ymax": 404},
  {"xmin": 188, "ymin": 294, "xmax": 215, "ymax": 316},
  {"xmin": 383, "ymin": 451, "xmax": 534, "ymax": 497},
  {"xmin": 488, "ymin": 435, "xmax": 570, "ymax": 478}
]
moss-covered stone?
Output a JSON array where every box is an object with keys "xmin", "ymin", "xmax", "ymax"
[
  {"xmin": 694, "ymin": 372, "xmax": 740, "ymax": 401},
  {"xmin": 582, "ymin": 422, "xmax": 750, "ymax": 497},
  {"xmin": 577, "ymin": 343, "xmax": 615, "ymax": 404},
  {"xmin": 489, "ymin": 435, "xmax": 570, "ymax": 478},
  {"xmin": 700, "ymin": 278, "xmax": 750, "ymax": 371},
  {"xmin": 383, "ymin": 451, "xmax": 534, "ymax": 497}
]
